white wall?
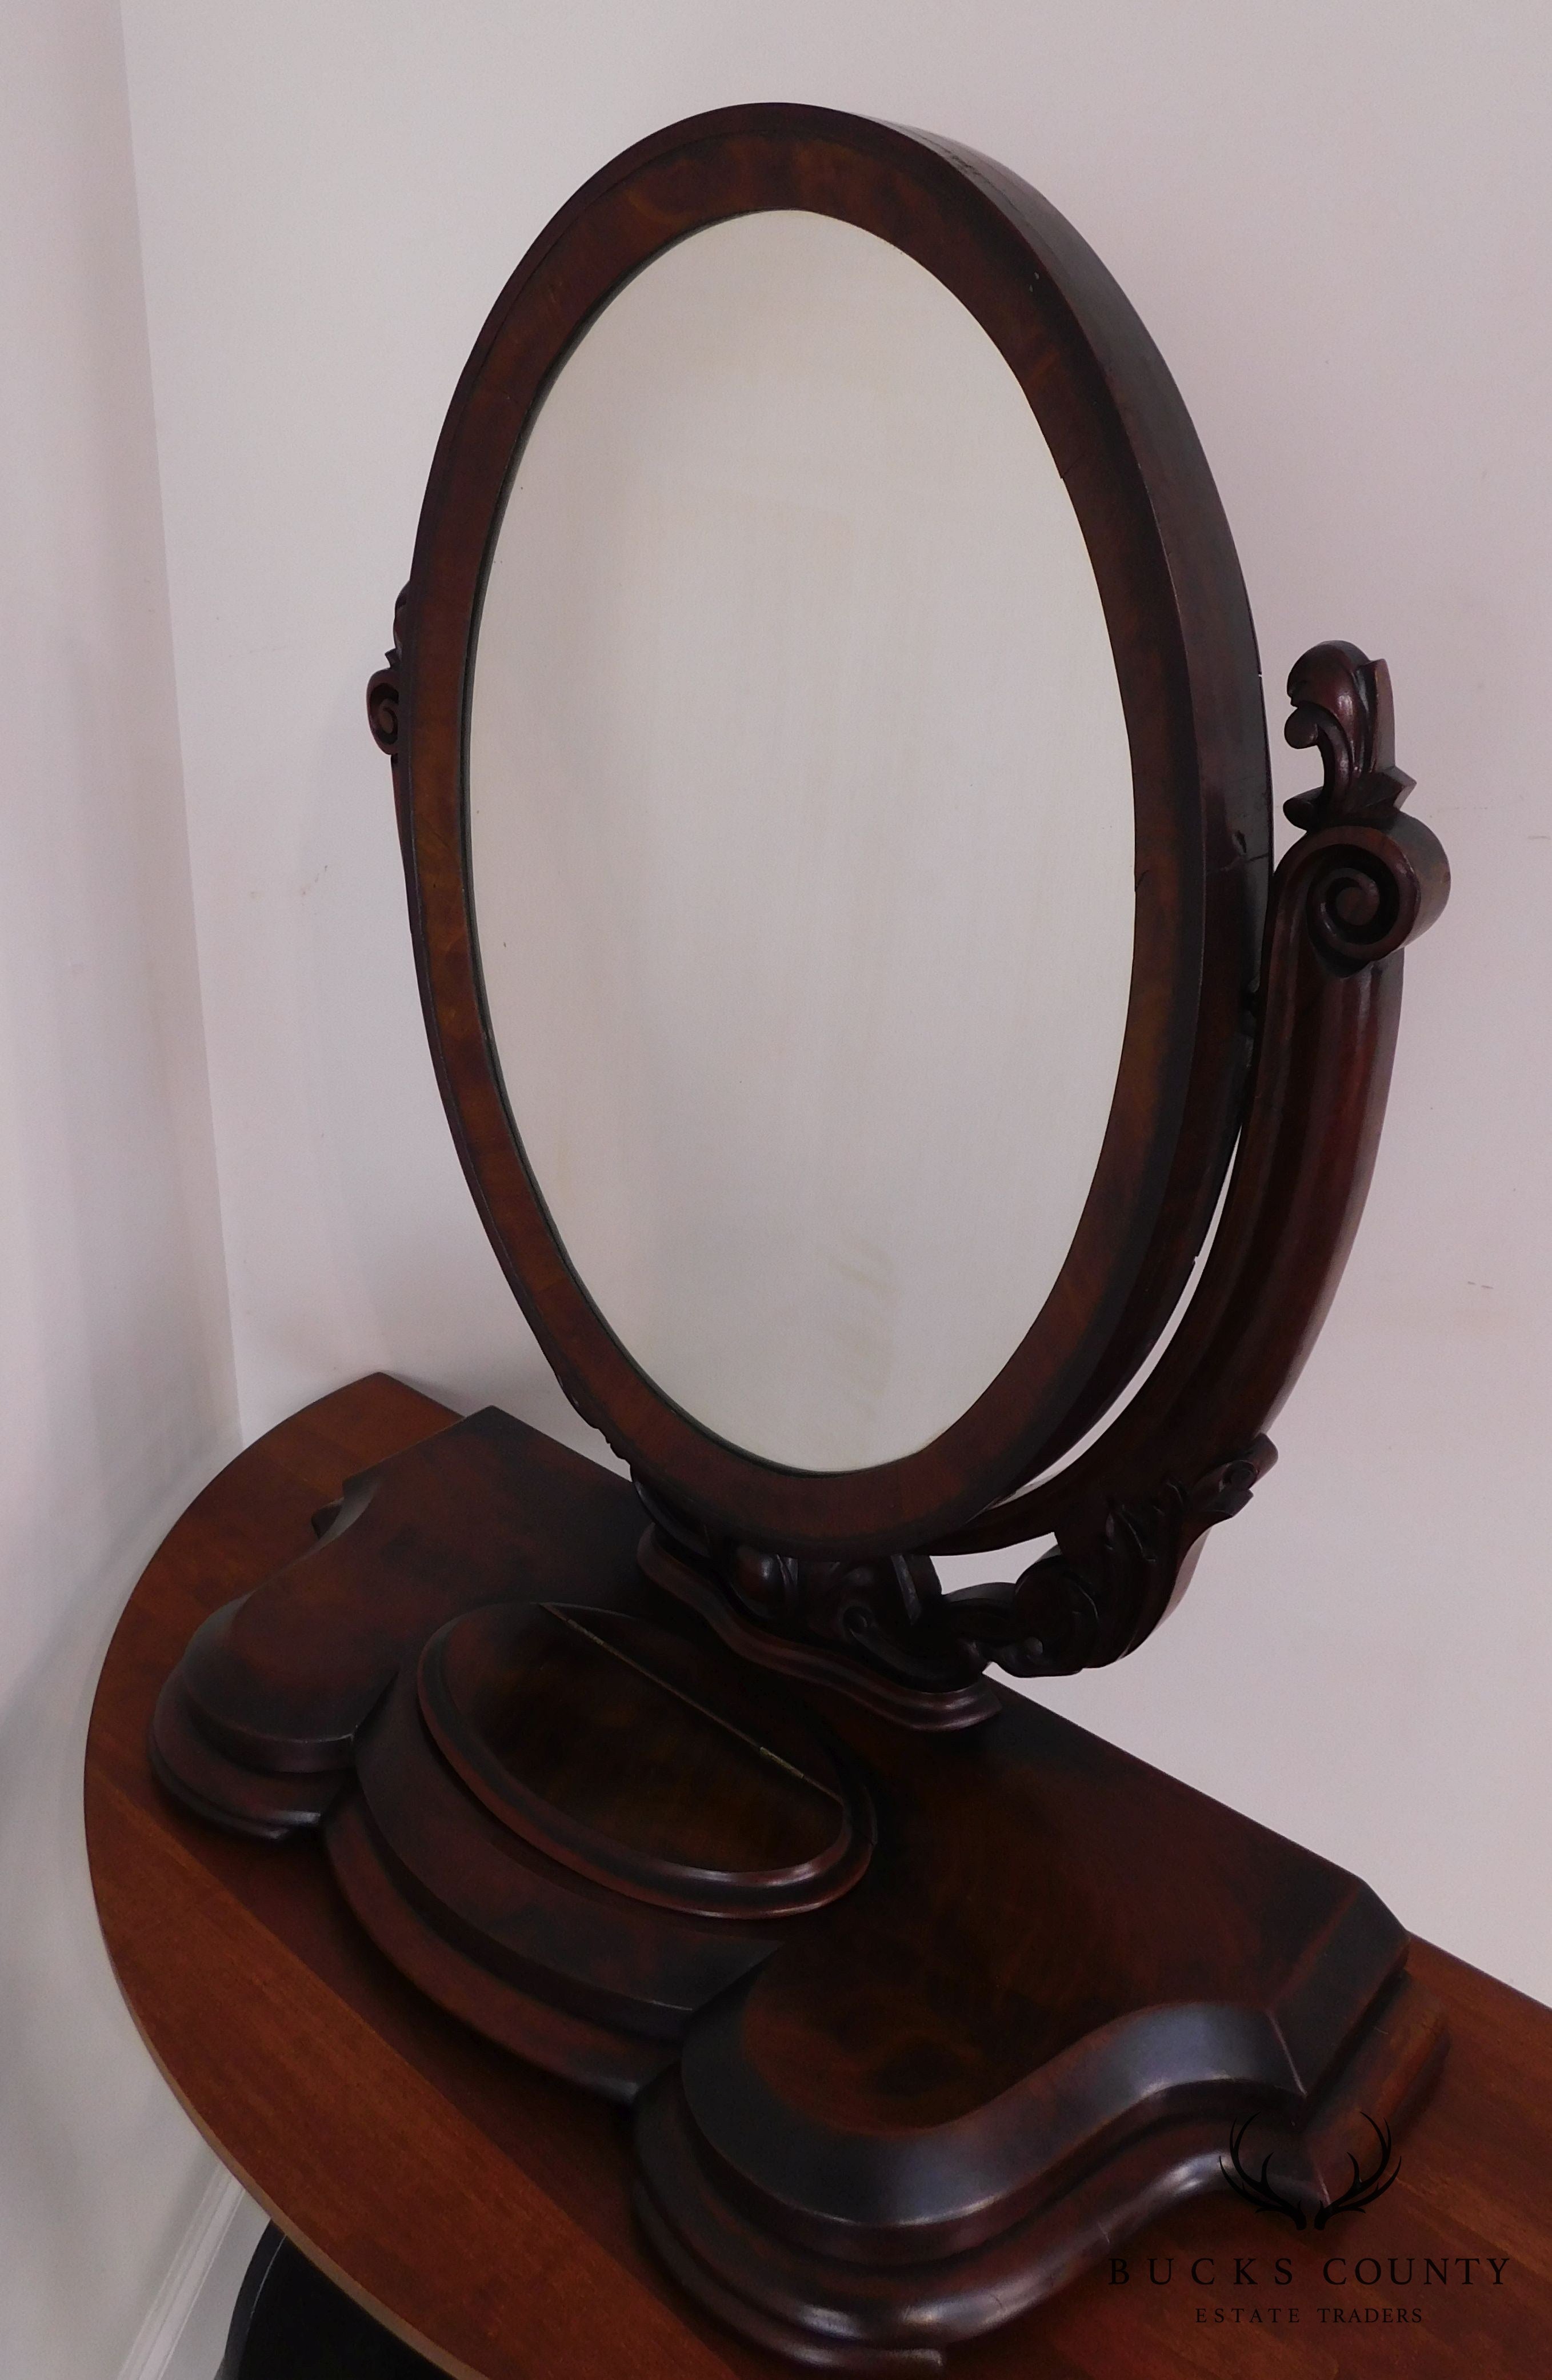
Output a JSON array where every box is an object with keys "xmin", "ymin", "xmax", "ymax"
[
  {"xmin": 115, "ymin": 0, "xmax": 1552, "ymax": 2022},
  {"xmin": 0, "ymin": 0, "xmax": 245, "ymax": 2373}
]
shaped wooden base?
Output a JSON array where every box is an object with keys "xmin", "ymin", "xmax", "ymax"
[{"xmin": 151, "ymin": 1405, "xmax": 1446, "ymax": 2371}]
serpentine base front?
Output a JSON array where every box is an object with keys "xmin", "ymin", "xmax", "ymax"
[{"xmin": 150, "ymin": 1403, "xmax": 1447, "ymax": 2371}]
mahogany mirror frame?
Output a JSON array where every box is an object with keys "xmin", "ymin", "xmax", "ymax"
[{"xmin": 374, "ymin": 101, "xmax": 1273, "ymax": 1559}]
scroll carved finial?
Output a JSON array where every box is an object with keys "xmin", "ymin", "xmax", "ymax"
[
  {"xmin": 366, "ymin": 586, "xmax": 409, "ymax": 756},
  {"xmin": 1282, "ymin": 642, "xmax": 1446, "ymax": 974},
  {"xmin": 1283, "ymin": 641, "xmax": 1415, "ymax": 830}
]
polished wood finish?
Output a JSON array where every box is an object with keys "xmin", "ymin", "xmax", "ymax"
[
  {"xmin": 110, "ymin": 105, "xmax": 1467, "ymax": 2377},
  {"xmin": 130, "ymin": 1380, "xmax": 1456, "ymax": 2368},
  {"xmin": 140, "ymin": 109, "xmax": 1461, "ymax": 2373},
  {"xmin": 91, "ymin": 1381, "xmax": 1550, "ymax": 2377},
  {"xmin": 379, "ymin": 101, "xmax": 1272, "ymax": 1560}
]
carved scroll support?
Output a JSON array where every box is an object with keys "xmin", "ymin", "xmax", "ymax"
[
  {"xmin": 365, "ymin": 587, "xmax": 406, "ymax": 758},
  {"xmin": 646, "ymin": 643, "xmax": 1449, "ymax": 1706},
  {"xmin": 637, "ymin": 1494, "xmax": 1003, "ymax": 1728}
]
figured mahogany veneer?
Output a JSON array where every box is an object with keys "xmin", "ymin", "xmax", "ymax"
[{"xmin": 144, "ymin": 1384, "xmax": 1446, "ymax": 2369}]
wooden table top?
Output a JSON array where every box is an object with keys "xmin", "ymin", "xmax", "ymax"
[{"xmin": 85, "ymin": 1376, "xmax": 1552, "ymax": 2379}]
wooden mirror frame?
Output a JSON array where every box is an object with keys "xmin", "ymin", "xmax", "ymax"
[
  {"xmin": 373, "ymin": 102, "xmax": 1271, "ymax": 1563},
  {"xmin": 365, "ymin": 103, "xmax": 1447, "ymax": 1721},
  {"xmin": 363, "ymin": 103, "xmax": 1450, "ymax": 1719}
]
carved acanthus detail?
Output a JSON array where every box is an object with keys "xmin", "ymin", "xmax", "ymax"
[
  {"xmin": 941, "ymin": 1438, "xmax": 1276, "ymax": 1678},
  {"xmin": 1284, "ymin": 641, "xmax": 1414, "ymax": 830}
]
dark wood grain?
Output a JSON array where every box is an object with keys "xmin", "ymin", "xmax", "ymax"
[
  {"xmin": 418, "ymin": 1603, "xmax": 873, "ymax": 1916},
  {"xmin": 934, "ymin": 649, "xmax": 1449, "ymax": 1595},
  {"xmin": 85, "ymin": 1380, "xmax": 1550, "ymax": 2377}
]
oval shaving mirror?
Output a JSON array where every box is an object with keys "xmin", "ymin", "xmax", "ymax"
[
  {"xmin": 145, "ymin": 105, "xmax": 1451, "ymax": 2377},
  {"xmin": 467, "ymin": 210, "xmax": 1135, "ymax": 1475},
  {"xmin": 391, "ymin": 106, "xmax": 1274, "ymax": 1557}
]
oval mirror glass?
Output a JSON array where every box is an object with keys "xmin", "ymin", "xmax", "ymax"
[{"xmin": 468, "ymin": 209, "xmax": 1135, "ymax": 1473}]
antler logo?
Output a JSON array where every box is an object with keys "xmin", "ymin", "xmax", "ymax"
[{"xmin": 1221, "ymin": 2114, "xmax": 1401, "ymax": 2230}]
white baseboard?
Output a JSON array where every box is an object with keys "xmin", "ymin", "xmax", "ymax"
[{"xmin": 115, "ymin": 2164, "xmax": 269, "ymax": 2380}]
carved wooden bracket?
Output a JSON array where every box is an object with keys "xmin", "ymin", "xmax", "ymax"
[
  {"xmin": 365, "ymin": 586, "xmax": 407, "ymax": 757},
  {"xmin": 637, "ymin": 1488, "xmax": 1002, "ymax": 1728},
  {"xmin": 644, "ymin": 643, "xmax": 1449, "ymax": 1710}
]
